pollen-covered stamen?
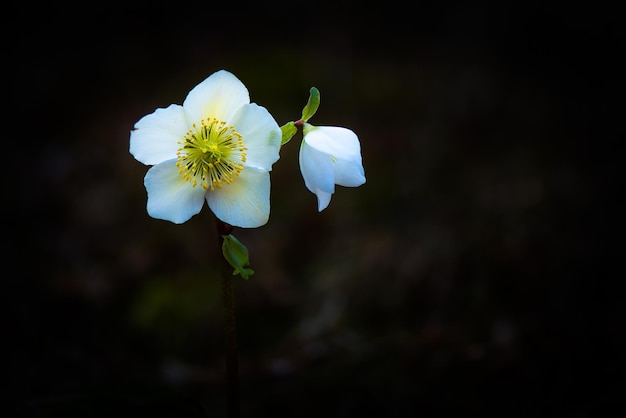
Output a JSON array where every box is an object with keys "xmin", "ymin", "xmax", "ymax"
[{"xmin": 176, "ymin": 118, "xmax": 248, "ymax": 190}]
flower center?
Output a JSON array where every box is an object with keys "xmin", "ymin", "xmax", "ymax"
[{"xmin": 176, "ymin": 118, "xmax": 247, "ymax": 190}]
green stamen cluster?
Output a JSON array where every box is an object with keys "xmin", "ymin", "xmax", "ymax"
[{"xmin": 177, "ymin": 118, "xmax": 247, "ymax": 190}]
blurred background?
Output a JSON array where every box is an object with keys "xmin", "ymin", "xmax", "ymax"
[{"xmin": 6, "ymin": 1, "xmax": 623, "ymax": 417}]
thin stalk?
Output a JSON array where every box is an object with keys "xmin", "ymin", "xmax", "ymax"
[{"xmin": 216, "ymin": 218, "xmax": 240, "ymax": 418}]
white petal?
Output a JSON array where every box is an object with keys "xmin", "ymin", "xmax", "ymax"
[
  {"xmin": 130, "ymin": 104, "xmax": 190, "ymax": 165},
  {"xmin": 304, "ymin": 126, "xmax": 362, "ymax": 160},
  {"xmin": 206, "ymin": 166, "xmax": 271, "ymax": 228},
  {"xmin": 332, "ymin": 155, "xmax": 366, "ymax": 187},
  {"xmin": 314, "ymin": 190, "xmax": 332, "ymax": 212},
  {"xmin": 183, "ymin": 70, "xmax": 250, "ymax": 124},
  {"xmin": 230, "ymin": 103, "xmax": 281, "ymax": 171},
  {"xmin": 299, "ymin": 140, "xmax": 335, "ymax": 211},
  {"xmin": 144, "ymin": 159, "xmax": 206, "ymax": 224}
]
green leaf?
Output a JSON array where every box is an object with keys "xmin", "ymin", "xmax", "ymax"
[
  {"xmin": 221, "ymin": 234, "xmax": 254, "ymax": 279},
  {"xmin": 301, "ymin": 87, "xmax": 320, "ymax": 122},
  {"xmin": 280, "ymin": 121, "xmax": 297, "ymax": 145}
]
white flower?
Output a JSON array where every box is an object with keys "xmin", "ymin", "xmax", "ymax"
[
  {"xmin": 130, "ymin": 70, "xmax": 282, "ymax": 228},
  {"xmin": 298, "ymin": 124, "xmax": 366, "ymax": 211}
]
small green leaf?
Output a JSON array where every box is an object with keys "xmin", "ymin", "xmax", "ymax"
[
  {"xmin": 222, "ymin": 234, "xmax": 254, "ymax": 279},
  {"xmin": 301, "ymin": 87, "xmax": 320, "ymax": 123},
  {"xmin": 280, "ymin": 121, "xmax": 297, "ymax": 145}
]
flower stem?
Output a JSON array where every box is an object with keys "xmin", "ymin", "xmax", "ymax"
[{"xmin": 216, "ymin": 218, "xmax": 240, "ymax": 418}]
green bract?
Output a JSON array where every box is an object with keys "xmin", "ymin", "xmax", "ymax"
[
  {"xmin": 280, "ymin": 121, "xmax": 297, "ymax": 145},
  {"xmin": 301, "ymin": 87, "xmax": 320, "ymax": 122},
  {"xmin": 222, "ymin": 234, "xmax": 254, "ymax": 279}
]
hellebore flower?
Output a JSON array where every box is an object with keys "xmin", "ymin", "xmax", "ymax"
[
  {"xmin": 299, "ymin": 124, "xmax": 366, "ymax": 211},
  {"xmin": 130, "ymin": 70, "xmax": 282, "ymax": 228}
]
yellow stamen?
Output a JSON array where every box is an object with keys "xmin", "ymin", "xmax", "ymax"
[{"xmin": 176, "ymin": 118, "xmax": 248, "ymax": 190}]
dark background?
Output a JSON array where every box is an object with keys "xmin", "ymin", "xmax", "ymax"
[{"xmin": 6, "ymin": 1, "xmax": 623, "ymax": 417}]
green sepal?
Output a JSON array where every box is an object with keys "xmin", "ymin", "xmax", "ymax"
[
  {"xmin": 301, "ymin": 87, "xmax": 320, "ymax": 123},
  {"xmin": 221, "ymin": 234, "xmax": 254, "ymax": 279},
  {"xmin": 280, "ymin": 121, "xmax": 297, "ymax": 145}
]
